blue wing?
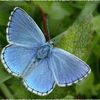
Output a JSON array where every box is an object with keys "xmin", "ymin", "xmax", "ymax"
[
  {"xmin": 1, "ymin": 44, "xmax": 37, "ymax": 77},
  {"xmin": 7, "ymin": 7, "xmax": 46, "ymax": 48},
  {"xmin": 49, "ymin": 48, "xmax": 91, "ymax": 86},
  {"xmin": 23, "ymin": 58, "xmax": 55, "ymax": 96}
]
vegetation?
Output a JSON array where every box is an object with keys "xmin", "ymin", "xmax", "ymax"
[{"xmin": 0, "ymin": 1, "xmax": 100, "ymax": 99}]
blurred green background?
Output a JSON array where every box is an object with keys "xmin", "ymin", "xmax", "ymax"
[{"xmin": 0, "ymin": 1, "xmax": 100, "ymax": 99}]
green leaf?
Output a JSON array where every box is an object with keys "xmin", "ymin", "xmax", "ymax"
[
  {"xmin": 52, "ymin": 2, "xmax": 98, "ymax": 61},
  {"xmin": 0, "ymin": 83, "xmax": 14, "ymax": 99},
  {"xmin": 54, "ymin": 16, "xmax": 93, "ymax": 61},
  {"xmin": 0, "ymin": 62, "xmax": 12, "ymax": 84}
]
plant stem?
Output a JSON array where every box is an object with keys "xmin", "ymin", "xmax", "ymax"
[
  {"xmin": 0, "ymin": 83, "xmax": 14, "ymax": 99},
  {"xmin": 39, "ymin": 7, "xmax": 50, "ymax": 41}
]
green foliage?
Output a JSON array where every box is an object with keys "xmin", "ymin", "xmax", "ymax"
[
  {"xmin": 92, "ymin": 15, "xmax": 100, "ymax": 35},
  {"xmin": 53, "ymin": 15, "xmax": 93, "ymax": 61},
  {"xmin": 0, "ymin": 1, "xmax": 100, "ymax": 99},
  {"xmin": 52, "ymin": 2, "xmax": 98, "ymax": 61},
  {"xmin": 75, "ymin": 72, "xmax": 94, "ymax": 97},
  {"xmin": 92, "ymin": 15, "xmax": 100, "ymax": 58},
  {"xmin": 35, "ymin": 2, "xmax": 69, "ymax": 20}
]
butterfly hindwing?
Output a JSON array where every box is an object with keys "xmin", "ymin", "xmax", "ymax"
[
  {"xmin": 23, "ymin": 59, "xmax": 55, "ymax": 96},
  {"xmin": 49, "ymin": 48, "xmax": 91, "ymax": 86},
  {"xmin": 1, "ymin": 44, "xmax": 37, "ymax": 77},
  {"xmin": 7, "ymin": 7, "xmax": 46, "ymax": 48}
]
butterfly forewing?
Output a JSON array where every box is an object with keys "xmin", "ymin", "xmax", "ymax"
[{"xmin": 7, "ymin": 7, "xmax": 46, "ymax": 48}]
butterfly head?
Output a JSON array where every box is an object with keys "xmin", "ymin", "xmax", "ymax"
[{"xmin": 36, "ymin": 43, "xmax": 53, "ymax": 60}]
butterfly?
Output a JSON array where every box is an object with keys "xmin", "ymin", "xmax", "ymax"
[{"xmin": 1, "ymin": 7, "xmax": 91, "ymax": 96}]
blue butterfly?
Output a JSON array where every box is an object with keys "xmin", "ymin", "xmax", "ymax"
[{"xmin": 1, "ymin": 7, "xmax": 91, "ymax": 96}]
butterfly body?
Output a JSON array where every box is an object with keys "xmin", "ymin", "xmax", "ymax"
[
  {"xmin": 36, "ymin": 42, "xmax": 53, "ymax": 60},
  {"xmin": 1, "ymin": 7, "xmax": 91, "ymax": 96}
]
